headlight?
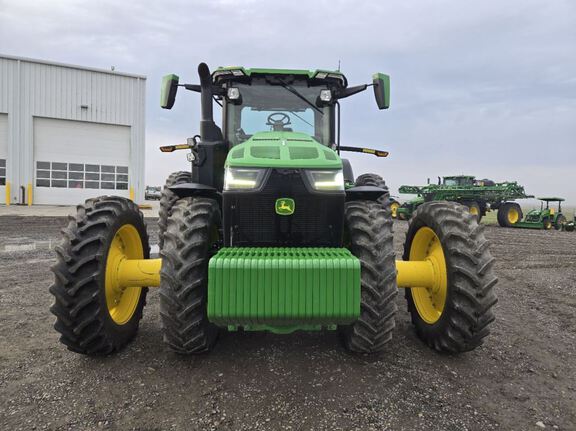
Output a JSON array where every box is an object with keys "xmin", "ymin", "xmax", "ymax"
[
  {"xmin": 224, "ymin": 167, "xmax": 266, "ymax": 190},
  {"xmin": 306, "ymin": 169, "xmax": 344, "ymax": 191}
]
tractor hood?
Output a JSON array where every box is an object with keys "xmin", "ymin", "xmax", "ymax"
[{"xmin": 225, "ymin": 131, "xmax": 342, "ymax": 169}]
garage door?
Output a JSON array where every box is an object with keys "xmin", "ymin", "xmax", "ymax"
[
  {"xmin": 34, "ymin": 118, "xmax": 131, "ymax": 205},
  {"xmin": 0, "ymin": 114, "xmax": 7, "ymax": 203}
]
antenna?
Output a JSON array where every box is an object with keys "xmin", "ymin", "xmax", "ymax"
[{"xmin": 337, "ymin": 60, "xmax": 341, "ymax": 71}]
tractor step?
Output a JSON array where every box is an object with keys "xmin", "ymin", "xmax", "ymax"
[{"xmin": 207, "ymin": 248, "xmax": 361, "ymax": 330}]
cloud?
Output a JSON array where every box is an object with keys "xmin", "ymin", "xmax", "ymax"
[{"xmin": 1, "ymin": 0, "xmax": 575, "ymax": 202}]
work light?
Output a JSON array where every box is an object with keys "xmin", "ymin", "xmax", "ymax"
[
  {"xmin": 224, "ymin": 167, "xmax": 266, "ymax": 190},
  {"xmin": 319, "ymin": 89, "xmax": 332, "ymax": 102},
  {"xmin": 227, "ymin": 87, "xmax": 241, "ymax": 100}
]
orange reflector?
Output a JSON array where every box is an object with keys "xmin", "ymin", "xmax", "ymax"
[{"xmin": 160, "ymin": 144, "xmax": 192, "ymax": 153}]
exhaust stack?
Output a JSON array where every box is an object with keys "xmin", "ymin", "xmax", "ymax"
[{"xmin": 197, "ymin": 62, "xmax": 222, "ymax": 142}]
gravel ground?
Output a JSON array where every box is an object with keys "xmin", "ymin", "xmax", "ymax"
[{"xmin": 0, "ymin": 215, "xmax": 575, "ymax": 430}]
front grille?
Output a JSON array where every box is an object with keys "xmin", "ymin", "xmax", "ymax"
[{"xmin": 223, "ymin": 169, "xmax": 344, "ymax": 247}]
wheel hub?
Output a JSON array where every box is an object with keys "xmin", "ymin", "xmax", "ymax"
[
  {"xmin": 407, "ymin": 227, "xmax": 448, "ymax": 324},
  {"xmin": 508, "ymin": 208, "xmax": 519, "ymax": 224},
  {"xmin": 105, "ymin": 224, "xmax": 145, "ymax": 325}
]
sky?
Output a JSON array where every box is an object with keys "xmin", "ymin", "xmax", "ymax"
[{"xmin": 1, "ymin": 0, "xmax": 575, "ymax": 204}]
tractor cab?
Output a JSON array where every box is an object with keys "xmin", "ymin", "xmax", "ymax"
[
  {"xmin": 442, "ymin": 175, "xmax": 475, "ymax": 187},
  {"xmin": 160, "ymin": 65, "xmax": 390, "ymax": 192},
  {"xmin": 212, "ymin": 68, "xmax": 345, "ymax": 148},
  {"xmin": 539, "ymin": 197, "xmax": 563, "ymax": 213}
]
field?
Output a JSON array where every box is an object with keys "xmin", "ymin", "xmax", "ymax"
[{"xmin": 0, "ymin": 215, "xmax": 575, "ymax": 430}]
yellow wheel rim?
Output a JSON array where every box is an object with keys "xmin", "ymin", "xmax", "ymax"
[
  {"xmin": 105, "ymin": 224, "xmax": 144, "ymax": 325},
  {"xmin": 391, "ymin": 202, "xmax": 399, "ymax": 218},
  {"xmin": 469, "ymin": 206, "xmax": 479, "ymax": 216},
  {"xmin": 507, "ymin": 208, "xmax": 519, "ymax": 224},
  {"xmin": 409, "ymin": 227, "xmax": 448, "ymax": 324}
]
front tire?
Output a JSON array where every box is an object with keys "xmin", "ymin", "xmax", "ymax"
[
  {"xmin": 49, "ymin": 197, "xmax": 149, "ymax": 355},
  {"xmin": 159, "ymin": 197, "xmax": 220, "ymax": 354},
  {"xmin": 403, "ymin": 201, "xmax": 498, "ymax": 353},
  {"xmin": 341, "ymin": 199, "xmax": 397, "ymax": 353}
]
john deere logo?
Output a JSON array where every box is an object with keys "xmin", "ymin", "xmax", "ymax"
[{"xmin": 275, "ymin": 198, "xmax": 295, "ymax": 216}]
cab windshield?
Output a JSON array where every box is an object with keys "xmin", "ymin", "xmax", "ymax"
[
  {"xmin": 444, "ymin": 178, "xmax": 472, "ymax": 186},
  {"xmin": 225, "ymin": 78, "xmax": 332, "ymax": 146}
]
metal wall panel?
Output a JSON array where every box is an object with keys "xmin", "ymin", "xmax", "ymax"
[{"xmin": 0, "ymin": 55, "xmax": 146, "ymax": 205}]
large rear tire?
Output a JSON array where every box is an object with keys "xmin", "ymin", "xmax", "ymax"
[
  {"xmin": 159, "ymin": 197, "xmax": 220, "ymax": 354},
  {"xmin": 497, "ymin": 202, "xmax": 522, "ymax": 227},
  {"xmin": 341, "ymin": 199, "xmax": 397, "ymax": 353},
  {"xmin": 158, "ymin": 171, "xmax": 193, "ymax": 249},
  {"xmin": 49, "ymin": 196, "xmax": 149, "ymax": 355},
  {"xmin": 403, "ymin": 201, "xmax": 498, "ymax": 353}
]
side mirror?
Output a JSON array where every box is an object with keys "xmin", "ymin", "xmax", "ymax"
[
  {"xmin": 372, "ymin": 73, "xmax": 390, "ymax": 110},
  {"xmin": 160, "ymin": 74, "xmax": 179, "ymax": 109}
]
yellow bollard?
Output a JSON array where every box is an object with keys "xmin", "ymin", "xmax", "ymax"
[
  {"xmin": 5, "ymin": 181, "xmax": 10, "ymax": 206},
  {"xmin": 27, "ymin": 183, "xmax": 33, "ymax": 206}
]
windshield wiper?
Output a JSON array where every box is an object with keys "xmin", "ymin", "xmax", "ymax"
[
  {"xmin": 289, "ymin": 111, "xmax": 314, "ymax": 127},
  {"xmin": 277, "ymin": 78, "xmax": 324, "ymax": 115}
]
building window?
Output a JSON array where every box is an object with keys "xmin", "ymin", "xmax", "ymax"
[
  {"xmin": 0, "ymin": 159, "xmax": 6, "ymax": 186},
  {"xmin": 52, "ymin": 162, "xmax": 68, "ymax": 171},
  {"xmin": 35, "ymin": 161, "xmax": 129, "ymax": 191}
]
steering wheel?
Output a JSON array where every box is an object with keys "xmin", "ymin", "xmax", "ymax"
[{"xmin": 266, "ymin": 112, "xmax": 291, "ymax": 128}]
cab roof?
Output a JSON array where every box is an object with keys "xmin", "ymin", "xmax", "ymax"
[
  {"xmin": 538, "ymin": 197, "xmax": 565, "ymax": 202},
  {"xmin": 212, "ymin": 66, "xmax": 348, "ymax": 87},
  {"xmin": 444, "ymin": 175, "xmax": 475, "ymax": 180}
]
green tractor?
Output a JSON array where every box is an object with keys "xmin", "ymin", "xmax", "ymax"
[
  {"xmin": 396, "ymin": 196, "xmax": 424, "ymax": 221},
  {"xmin": 512, "ymin": 197, "xmax": 567, "ymax": 230},
  {"xmin": 49, "ymin": 63, "xmax": 497, "ymax": 356}
]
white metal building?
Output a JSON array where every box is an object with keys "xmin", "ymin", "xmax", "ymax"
[{"xmin": 0, "ymin": 54, "xmax": 146, "ymax": 205}]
